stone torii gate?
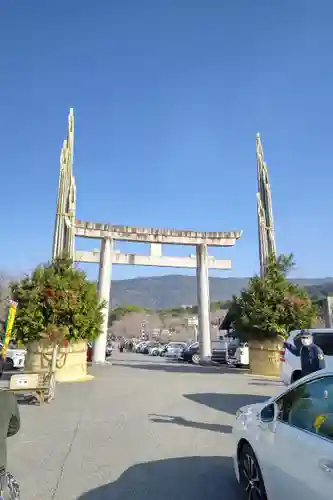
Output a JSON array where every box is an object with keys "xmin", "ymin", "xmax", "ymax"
[{"xmin": 52, "ymin": 110, "xmax": 242, "ymax": 363}]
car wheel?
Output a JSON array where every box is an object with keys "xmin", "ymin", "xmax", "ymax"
[
  {"xmin": 238, "ymin": 443, "xmax": 268, "ymax": 500},
  {"xmin": 192, "ymin": 353, "xmax": 200, "ymax": 364}
]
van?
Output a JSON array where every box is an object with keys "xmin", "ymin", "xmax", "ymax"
[{"xmin": 280, "ymin": 328, "xmax": 333, "ymax": 385}]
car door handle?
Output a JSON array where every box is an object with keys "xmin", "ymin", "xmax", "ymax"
[{"xmin": 319, "ymin": 459, "xmax": 333, "ymax": 477}]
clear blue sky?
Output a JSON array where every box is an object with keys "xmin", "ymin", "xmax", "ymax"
[{"xmin": 1, "ymin": 0, "xmax": 333, "ymax": 281}]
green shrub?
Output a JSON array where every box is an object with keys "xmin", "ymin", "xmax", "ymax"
[
  {"xmin": 228, "ymin": 254, "xmax": 318, "ymax": 341},
  {"xmin": 10, "ymin": 258, "xmax": 104, "ymax": 344}
]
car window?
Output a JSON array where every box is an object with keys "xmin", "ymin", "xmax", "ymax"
[
  {"xmin": 313, "ymin": 332, "xmax": 333, "ymax": 355},
  {"xmin": 277, "ymin": 375, "xmax": 333, "ymax": 441},
  {"xmin": 292, "ymin": 331, "xmax": 333, "ymax": 356}
]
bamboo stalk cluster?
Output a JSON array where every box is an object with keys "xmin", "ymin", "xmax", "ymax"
[
  {"xmin": 256, "ymin": 133, "xmax": 276, "ymax": 277},
  {"xmin": 52, "ymin": 109, "xmax": 76, "ymax": 261}
]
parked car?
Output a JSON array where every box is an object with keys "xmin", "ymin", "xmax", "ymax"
[
  {"xmin": 233, "ymin": 368, "xmax": 333, "ymax": 500},
  {"xmin": 182, "ymin": 340, "xmax": 228, "ymax": 364},
  {"xmin": 159, "ymin": 344, "xmax": 168, "ymax": 357},
  {"xmin": 149, "ymin": 343, "xmax": 165, "ymax": 356},
  {"xmin": 182, "ymin": 342, "xmax": 200, "ymax": 363},
  {"xmin": 142, "ymin": 342, "xmax": 159, "ymax": 354},
  {"xmin": 0, "ymin": 342, "xmax": 26, "ymax": 370},
  {"xmin": 227, "ymin": 337, "xmax": 249, "ymax": 367},
  {"xmin": 135, "ymin": 342, "xmax": 147, "ymax": 353},
  {"xmin": 280, "ymin": 328, "xmax": 333, "ymax": 385},
  {"xmin": 164, "ymin": 342, "xmax": 188, "ymax": 359}
]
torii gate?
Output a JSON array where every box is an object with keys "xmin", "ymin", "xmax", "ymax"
[{"xmin": 52, "ymin": 109, "xmax": 242, "ymax": 363}]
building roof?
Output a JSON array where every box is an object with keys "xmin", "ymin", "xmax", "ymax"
[{"xmin": 219, "ymin": 310, "xmax": 233, "ymax": 330}]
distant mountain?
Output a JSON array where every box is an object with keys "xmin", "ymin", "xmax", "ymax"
[{"xmin": 110, "ymin": 275, "xmax": 333, "ymax": 310}]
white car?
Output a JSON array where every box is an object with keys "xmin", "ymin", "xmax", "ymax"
[
  {"xmin": 0, "ymin": 342, "xmax": 26, "ymax": 369},
  {"xmin": 233, "ymin": 369, "xmax": 333, "ymax": 500},
  {"xmin": 280, "ymin": 328, "xmax": 333, "ymax": 385}
]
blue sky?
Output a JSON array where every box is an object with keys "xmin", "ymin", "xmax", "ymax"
[{"xmin": 1, "ymin": 0, "xmax": 333, "ymax": 281}]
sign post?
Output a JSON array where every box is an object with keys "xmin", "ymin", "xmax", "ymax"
[
  {"xmin": 187, "ymin": 316, "xmax": 199, "ymax": 342},
  {"xmin": 2, "ymin": 300, "xmax": 18, "ymax": 360}
]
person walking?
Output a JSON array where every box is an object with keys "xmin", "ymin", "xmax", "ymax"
[
  {"xmin": 119, "ymin": 338, "xmax": 125, "ymax": 353},
  {"xmin": 0, "ymin": 389, "xmax": 20, "ymax": 499},
  {"xmin": 284, "ymin": 330, "xmax": 326, "ymax": 379}
]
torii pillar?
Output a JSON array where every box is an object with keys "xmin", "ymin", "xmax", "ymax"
[{"xmin": 93, "ymin": 238, "xmax": 113, "ymax": 363}]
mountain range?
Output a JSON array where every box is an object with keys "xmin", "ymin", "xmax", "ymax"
[{"xmin": 110, "ymin": 275, "xmax": 333, "ymax": 310}]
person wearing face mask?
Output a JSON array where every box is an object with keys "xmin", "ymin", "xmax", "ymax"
[{"xmin": 284, "ymin": 330, "xmax": 326, "ymax": 378}]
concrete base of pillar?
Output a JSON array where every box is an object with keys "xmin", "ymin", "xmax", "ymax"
[
  {"xmin": 199, "ymin": 356, "xmax": 213, "ymax": 366},
  {"xmin": 91, "ymin": 360, "xmax": 112, "ymax": 366}
]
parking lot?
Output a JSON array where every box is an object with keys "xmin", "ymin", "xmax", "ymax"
[{"xmin": 7, "ymin": 352, "xmax": 282, "ymax": 499}]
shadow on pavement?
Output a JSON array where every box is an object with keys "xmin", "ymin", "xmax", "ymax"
[
  {"xmin": 77, "ymin": 456, "xmax": 239, "ymax": 500},
  {"xmin": 112, "ymin": 361, "xmax": 247, "ymax": 375},
  {"xmin": 149, "ymin": 413, "xmax": 232, "ymax": 434},
  {"xmin": 184, "ymin": 393, "xmax": 269, "ymax": 415}
]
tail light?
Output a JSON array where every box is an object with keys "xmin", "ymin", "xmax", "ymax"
[{"xmin": 280, "ymin": 348, "xmax": 286, "ymax": 362}]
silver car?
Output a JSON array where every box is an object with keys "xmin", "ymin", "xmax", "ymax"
[{"xmin": 164, "ymin": 342, "xmax": 187, "ymax": 360}]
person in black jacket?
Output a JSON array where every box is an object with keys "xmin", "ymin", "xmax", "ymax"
[{"xmin": 284, "ymin": 330, "xmax": 326, "ymax": 378}]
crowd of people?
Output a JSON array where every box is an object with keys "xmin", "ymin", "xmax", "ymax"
[{"xmin": 117, "ymin": 338, "xmax": 138, "ymax": 353}]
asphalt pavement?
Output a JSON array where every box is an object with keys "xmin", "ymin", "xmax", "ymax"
[{"xmin": 7, "ymin": 352, "xmax": 282, "ymax": 499}]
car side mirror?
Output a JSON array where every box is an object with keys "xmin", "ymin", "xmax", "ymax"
[{"xmin": 260, "ymin": 403, "xmax": 276, "ymax": 423}]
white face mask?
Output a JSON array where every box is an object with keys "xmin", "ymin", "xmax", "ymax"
[{"xmin": 301, "ymin": 338, "xmax": 312, "ymax": 346}]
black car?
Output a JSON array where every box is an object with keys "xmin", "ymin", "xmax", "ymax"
[
  {"xmin": 182, "ymin": 342, "xmax": 200, "ymax": 364},
  {"xmin": 182, "ymin": 340, "xmax": 228, "ymax": 364}
]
